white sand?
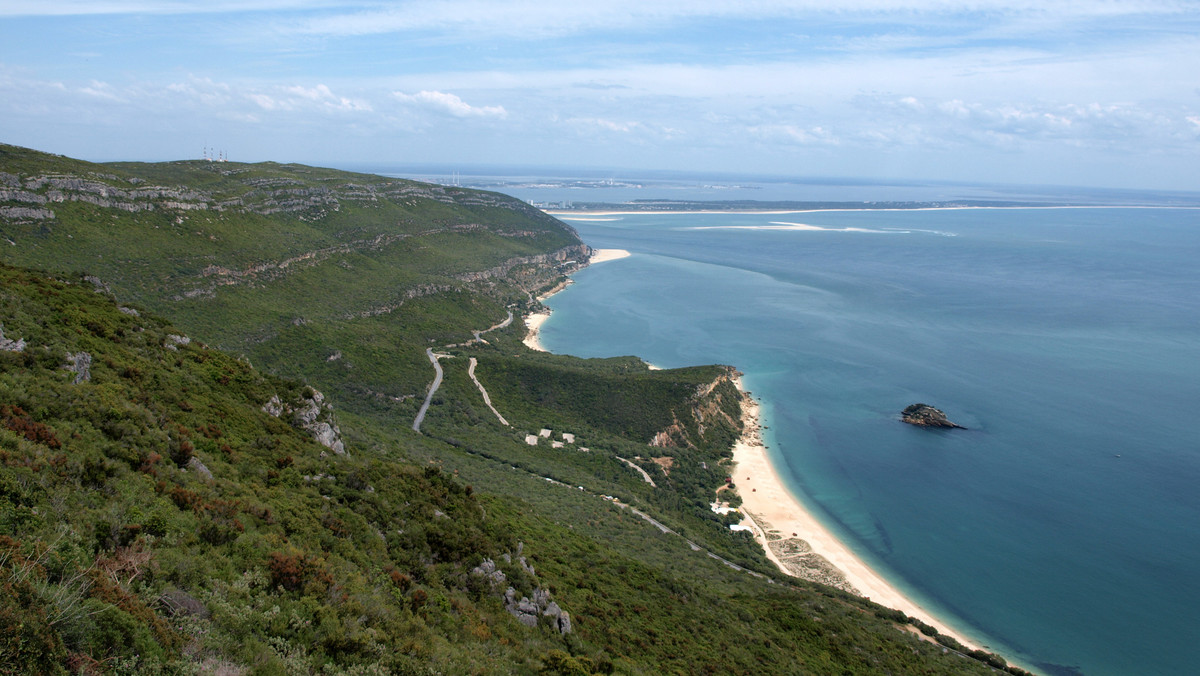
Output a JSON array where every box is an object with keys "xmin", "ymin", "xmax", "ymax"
[
  {"xmin": 589, "ymin": 248, "xmax": 631, "ymax": 264},
  {"xmin": 523, "ymin": 311, "xmax": 551, "ymax": 352},
  {"xmin": 731, "ymin": 377, "xmax": 981, "ymax": 651}
]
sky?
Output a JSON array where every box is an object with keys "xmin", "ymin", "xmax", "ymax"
[{"xmin": 2, "ymin": 1, "xmax": 1199, "ymax": 190}]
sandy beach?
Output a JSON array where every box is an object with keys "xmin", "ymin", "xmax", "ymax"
[
  {"xmin": 523, "ymin": 311, "xmax": 551, "ymax": 352},
  {"xmin": 523, "ymin": 249, "xmax": 631, "ymax": 352},
  {"xmin": 588, "ymin": 248, "xmax": 632, "ymax": 264},
  {"xmin": 729, "ymin": 377, "xmax": 982, "ymax": 652}
]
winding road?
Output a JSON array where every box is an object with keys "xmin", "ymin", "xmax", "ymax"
[
  {"xmin": 528, "ymin": 470, "xmax": 770, "ymax": 582},
  {"xmin": 413, "ymin": 310, "xmax": 514, "ymax": 433},
  {"xmin": 412, "ymin": 348, "xmax": 444, "ymax": 432},
  {"xmin": 410, "ymin": 310, "xmax": 777, "ymax": 585}
]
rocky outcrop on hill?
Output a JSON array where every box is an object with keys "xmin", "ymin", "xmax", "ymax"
[
  {"xmin": 471, "ymin": 544, "xmax": 573, "ymax": 635},
  {"xmin": 0, "ymin": 324, "xmax": 25, "ymax": 352},
  {"xmin": 64, "ymin": 351, "xmax": 92, "ymax": 384},
  {"xmin": 0, "ymin": 206, "xmax": 54, "ymax": 221},
  {"xmin": 263, "ymin": 388, "xmax": 346, "ymax": 454},
  {"xmin": 901, "ymin": 403, "xmax": 965, "ymax": 429},
  {"xmin": 454, "ymin": 244, "xmax": 592, "ymax": 284},
  {"xmin": 504, "ymin": 587, "xmax": 572, "ymax": 635}
]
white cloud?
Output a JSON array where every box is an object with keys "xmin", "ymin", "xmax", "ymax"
[
  {"xmin": 237, "ymin": 83, "xmax": 372, "ymax": 113},
  {"xmin": 747, "ymin": 124, "xmax": 839, "ymax": 146},
  {"xmin": 567, "ymin": 117, "xmax": 641, "ymax": 133},
  {"xmin": 393, "ymin": 91, "xmax": 507, "ymax": 118},
  {"xmin": 843, "ymin": 93, "xmax": 1198, "ymax": 154},
  {"xmin": 282, "ymin": 84, "xmax": 372, "ymax": 112},
  {"xmin": 249, "ymin": 93, "xmax": 280, "ymax": 111},
  {"xmin": 79, "ymin": 80, "xmax": 124, "ymax": 101},
  {"xmin": 166, "ymin": 77, "xmax": 233, "ymax": 106},
  {"xmin": 1, "ymin": 69, "xmax": 374, "ymax": 127}
]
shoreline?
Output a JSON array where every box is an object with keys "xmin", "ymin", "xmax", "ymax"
[
  {"xmin": 522, "ymin": 248, "xmax": 631, "ymax": 352},
  {"xmin": 729, "ymin": 376, "xmax": 983, "ymax": 653},
  {"xmin": 521, "ymin": 246, "xmax": 1005, "ymax": 665},
  {"xmin": 548, "ymin": 205, "xmax": 1199, "ymax": 218}
]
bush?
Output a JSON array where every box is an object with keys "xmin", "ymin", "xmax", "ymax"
[
  {"xmin": 266, "ymin": 550, "xmax": 331, "ymax": 594},
  {"xmin": 0, "ymin": 575, "xmax": 68, "ymax": 675}
]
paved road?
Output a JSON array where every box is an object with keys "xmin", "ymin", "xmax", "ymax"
[
  {"xmin": 472, "ymin": 310, "xmax": 514, "ymax": 343},
  {"xmin": 414, "ymin": 310, "xmax": 512, "ymax": 432},
  {"xmin": 412, "ymin": 348, "xmax": 444, "ymax": 432}
]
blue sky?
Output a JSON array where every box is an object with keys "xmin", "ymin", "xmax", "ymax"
[{"xmin": 2, "ymin": 1, "xmax": 1199, "ymax": 190}]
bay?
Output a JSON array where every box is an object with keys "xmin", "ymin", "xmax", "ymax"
[{"xmin": 538, "ymin": 207, "xmax": 1200, "ymax": 676}]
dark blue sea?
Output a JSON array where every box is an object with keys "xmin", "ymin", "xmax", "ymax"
[{"xmin": 534, "ymin": 206, "xmax": 1200, "ymax": 676}]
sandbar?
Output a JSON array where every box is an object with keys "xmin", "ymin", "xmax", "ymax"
[
  {"xmin": 730, "ymin": 377, "xmax": 981, "ymax": 652},
  {"xmin": 588, "ymin": 248, "xmax": 631, "ymax": 264}
]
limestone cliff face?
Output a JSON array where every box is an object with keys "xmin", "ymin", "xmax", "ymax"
[
  {"xmin": 649, "ymin": 367, "xmax": 743, "ymax": 450},
  {"xmin": 2, "ymin": 154, "xmax": 585, "ymax": 315},
  {"xmin": 455, "ymin": 244, "xmax": 592, "ymax": 285}
]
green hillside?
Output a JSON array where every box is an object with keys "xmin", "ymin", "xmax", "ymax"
[{"xmin": 1, "ymin": 144, "xmax": 1024, "ymax": 675}]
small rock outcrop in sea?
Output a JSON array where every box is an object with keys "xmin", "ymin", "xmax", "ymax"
[{"xmin": 901, "ymin": 403, "xmax": 965, "ymax": 429}]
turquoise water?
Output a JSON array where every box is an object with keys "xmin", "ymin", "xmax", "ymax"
[{"xmin": 539, "ymin": 208, "xmax": 1200, "ymax": 676}]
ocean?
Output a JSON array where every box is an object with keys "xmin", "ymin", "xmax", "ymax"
[{"xmin": 532, "ymin": 206, "xmax": 1200, "ymax": 676}]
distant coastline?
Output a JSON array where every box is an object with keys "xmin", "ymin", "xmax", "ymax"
[{"xmin": 549, "ymin": 204, "xmax": 1200, "ymax": 217}]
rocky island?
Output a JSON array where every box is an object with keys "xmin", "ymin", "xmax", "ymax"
[{"xmin": 902, "ymin": 403, "xmax": 966, "ymax": 429}]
